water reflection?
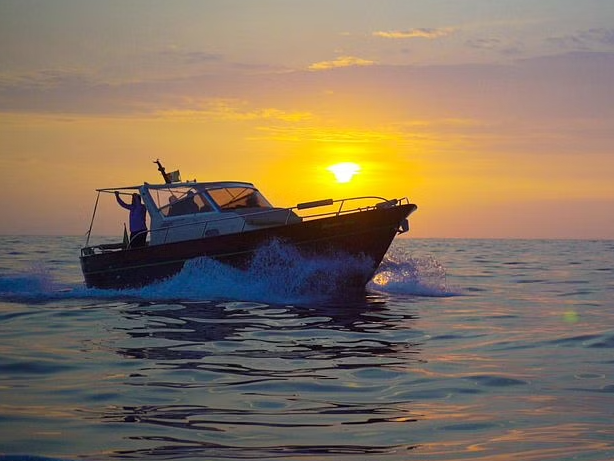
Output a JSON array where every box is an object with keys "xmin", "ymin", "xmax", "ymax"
[
  {"xmin": 97, "ymin": 295, "xmax": 423, "ymax": 459},
  {"xmin": 114, "ymin": 295, "xmax": 421, "ymax": 363},
  {"xmin": 111, "ymin": 436, "xmax": 417, "ymax": 460}
]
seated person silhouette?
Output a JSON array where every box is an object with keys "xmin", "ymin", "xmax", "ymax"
[{"xmin": 168, "ymin": 191, "xmax": 199, "ymax": 216}]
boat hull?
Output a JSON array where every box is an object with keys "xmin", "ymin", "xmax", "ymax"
[{"xmin": 80, "ymin": 204, "xmax": 416, "ymax": 290}]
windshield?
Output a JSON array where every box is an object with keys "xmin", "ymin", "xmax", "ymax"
[
  {"xmin": 208, "ymin": 187, "xmax": 272, "ymax": 211},
  {"xmin": 150, "ymin": 187, "xmax": 215, "ymax": 217}
]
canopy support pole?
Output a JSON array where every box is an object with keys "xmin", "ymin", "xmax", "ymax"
[{"xmin": 85, "ymin": 191, "xmax": 101, "ymax": 247}]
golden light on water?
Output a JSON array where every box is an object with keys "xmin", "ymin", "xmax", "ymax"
[{"xmin": 327, "ymin": 162, "xmax": 361, "ymax": 183}]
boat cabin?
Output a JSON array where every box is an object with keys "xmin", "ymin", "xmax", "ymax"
[{"xmin": 138, "ymin": 181, "xmax": 301, "ymax": 245}]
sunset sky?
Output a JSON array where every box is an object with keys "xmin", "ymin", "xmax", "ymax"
[{"xmin": 1, "ymin": 0, "xmax": 613, "ymax": 238}]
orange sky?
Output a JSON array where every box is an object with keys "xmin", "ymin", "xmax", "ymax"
[{"xmin": 1, "ymin": 1, "xmax": 613, "ymax": 238}]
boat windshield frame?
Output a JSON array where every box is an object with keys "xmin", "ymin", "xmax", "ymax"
[
  {"xmin": 206, "ymin": 185, "xmax": 273, "ymax": 212},
  {"xmin": 140, "ymin": 181, "xmax": 273, "ymax": 218}
]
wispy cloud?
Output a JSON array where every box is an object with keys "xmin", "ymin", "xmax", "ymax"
[
  {"xmin": 466, "ymin": 37, "xmax": 503, "ymax": 50},
  {"xmin": 547, "ymin": 28, "xmax": 614, "ymax": 50},
  {"xmin": 0, "ymin": 49, "xmax": 228, "ymax": 93},
  {"xmin": 255, "ymin": 125, "xmax": 402, "ymax": 143},
  {"xmin": 308, "ymin": 56, "xmax": 376, "ymax": 71},
  {"xmin": 465, "ymin": 37, "xmax": 524, "ymax": 56},
  {"xmin": 156, "ymin": 99, "xmax": 312, "ymax": 123},
  {"xmin": 157, "ymin": 48, "xmax": 223, "ymax": 65},
  {"xmin": 373, "ymin": 27, "xmax": 453, "ymax": 39},
  {"xmin": 0, "ymin": 68, "xmax": 94, "ymax": 90}
]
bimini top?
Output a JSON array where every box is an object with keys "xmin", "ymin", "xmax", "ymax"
[{"xmin": 101, "ymin": 180, "xmax": 256, "ymax": 192}]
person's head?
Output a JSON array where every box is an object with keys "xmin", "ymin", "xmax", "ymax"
[
  {"xmin": 247, "ymin": 193, "xmax": 258, "ymax": 206},
  {"xmin": 132, "ymin": 193, "xmax": 141, "ymax": 204}
]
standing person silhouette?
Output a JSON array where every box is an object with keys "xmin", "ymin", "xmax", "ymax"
[{"xmin": 115, "ymin": 191, "xmax": 148, "ymax": 247}]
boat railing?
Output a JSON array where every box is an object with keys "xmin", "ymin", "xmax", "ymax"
[
  {"xmin": 82, "ymin": 195, "xmax": 409, "ymax": 254},
  {"xmin": 295, "ymin": 196, "xmax": 410, "ymax": 219}
]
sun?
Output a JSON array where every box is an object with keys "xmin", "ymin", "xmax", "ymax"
[{"xmin": 327, "ymin": 162, "xmax": 361, "ymax": 183}]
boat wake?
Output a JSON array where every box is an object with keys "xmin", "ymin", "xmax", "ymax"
[
  {"xmin": 0, "ymin": 241, "xmax": 454, "ymax": 304},
  {"xmin": 369, "ymin": 253, "xmax": 456, "ymax": 297},
  {"xmin": 124, "ymin": 240, "xmax": 376, "ymax": 304}
]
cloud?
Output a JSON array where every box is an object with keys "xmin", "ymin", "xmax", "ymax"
[
  {"xmin": 0, "ymin": 48, "xmax": 228, "ymax": 95},
  {"xmin": 308, "ymin": 56, "xmax": 376, "ymax": 71},
  {"xmin": 466, "ymin": 37, "xmax": 503, "ymax": 50},
  {"xmin": 2, "ymin": 49, "xmax": 614, "ymax": 128},
  {"xmin": 157, "ymin": 48, "xmax": 223, "ymax": 65},
  {"xmin": 255, "ymin": 125, "xmax": 402, "ymax": 143},
  {"xmin": 466, "ymin": 37, "xmax": 524, "ymax": 56},
  {"xmin": 253, "ymin": 118, "xmax": 484, "ymax": 146},
  {"xmin": 156, "ymin": 99, "xmax": 312, "ymax": 123},
  {"xmin": 547, "ymin": 28, "xmax": 614, "ymax": 50},
  {"xmin": 373, "ymin": 28, "xmax": 453, "ymax": 39},
  {"xmin": 0, "ymin": 68, "xmax": 95, "ymax": 91}
]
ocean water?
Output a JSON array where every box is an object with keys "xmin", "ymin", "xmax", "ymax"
[{"xmin": 1, "ymin": 236, "xmax": 613, "ymax": 461}]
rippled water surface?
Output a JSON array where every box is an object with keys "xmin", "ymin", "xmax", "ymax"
[{"xmin": 1, "ymin": 237, "xmax": 613, "ymax": 460}]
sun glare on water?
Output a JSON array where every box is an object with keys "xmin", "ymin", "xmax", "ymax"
[{"xmin": 327, "ymin": 162, "xmax": 361, "ymax": 183}]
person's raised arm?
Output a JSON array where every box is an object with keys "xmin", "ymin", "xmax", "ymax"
[{"xmin": 115, "ymin": 191, "xmax": 131, "ymax": 210}]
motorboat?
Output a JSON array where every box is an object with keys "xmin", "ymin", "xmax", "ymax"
[{"xmin": 80, "ymin": 161, "xmax": 418, "ymax": 289}]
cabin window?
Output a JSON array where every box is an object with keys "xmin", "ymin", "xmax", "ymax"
[{"xmin": 208, "ymin": 187, "xmax": 272, "ymax": 211}]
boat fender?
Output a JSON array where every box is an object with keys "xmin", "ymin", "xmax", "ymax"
[
  {"xmin": 398, "ymin": 218, "xmax": 410, "ymax": 234},
  {"xmin": 297, "ymin": 198, "xmax": 334, "ymax": 210}
]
